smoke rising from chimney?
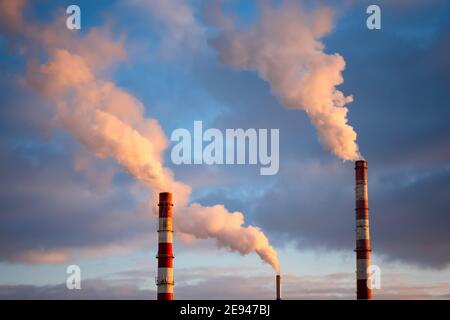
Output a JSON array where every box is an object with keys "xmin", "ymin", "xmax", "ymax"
[
  {"xmin": 1, "ymin": 0, "xmax": 279, "ymax": 272},
  {"xmin": 209, "ymin": 1, "xmax": 361, "ymax": 160}
]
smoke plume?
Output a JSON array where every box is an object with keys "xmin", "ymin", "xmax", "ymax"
[
  {"xmin": 0, "ymin": 0, "xmax": 279, "ymax": 271},
  {"xmin": 208, "ymin": 1, "xmax": 361, "ymax": 160}
]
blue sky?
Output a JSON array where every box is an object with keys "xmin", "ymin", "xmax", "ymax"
[{"xmin": 0, "ymin": 0, "xmax": 450, "ymax": 299}]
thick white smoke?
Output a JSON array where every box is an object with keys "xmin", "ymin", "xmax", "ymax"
[
  {"xmin": 0, "ymin": 0, "xmax": 279, "ymax": 271},
  {"xmin": 209, "ymin": 1, "xmax": 361, "ymax": 160}
]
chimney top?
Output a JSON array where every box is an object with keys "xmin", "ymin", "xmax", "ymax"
[
  {"xmin": 159, "ymin": 192, "xmax": 172, "ymax": 203},
  {"xmin": 355, "ymin": 160, "xmax": 367, "ymax": 168}
]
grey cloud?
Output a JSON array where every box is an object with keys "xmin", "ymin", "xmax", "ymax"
[
  {"xmin": 191, "ymin": 0, "xmax": 450, "ymax": 269},
  {"xmin": 1, "ymin": 266, "xmax": 449, "ymax": 299},
  {"xmin": 0, "ymin": 133, "xmax": 156, "ymax": 264}
]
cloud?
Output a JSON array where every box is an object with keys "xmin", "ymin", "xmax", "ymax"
[
  {"xmin": 1, "ymin": 0, "xmax": 449, "ymax": 293},
  {"xmin": 249, "ymin": 157, "xmax": 450, "ymax": 268},
  {"xmin": 0, "ymin": 281, "xmax": 153, "ymax": 300},
  {"xmin": 128, "ymin": 0, "xmax": 206, "ymax": 58},
  {"xmin": 0, "ymin": 132, "xmax": 157, "ymax": 264},
  {"xmin": 0, "ymin": 0, "xmax": 26, "ymax": 32},
  {"xmin": 24, "ymin": 45, "xmax": 278, "ymax": 270},
  {"xmin": 0, "ymin": 0, "xmax": 280, "ymax": 271},
  {"xmin": 190, "ymin": 0, "xmax": 450, "ymax": 270},
  {"xmin": 253, "ymin": 159, "xmax": 355, "ymax": 250},
  {"xmin": 208, "ymin": 0, "xmax": 360, "ymax": 160},
  {"xmin": 1, "ymin": 266, "xmax": 450, "ymax": 299},
  {"xmin": 371, "ymin": 167, "xmax": 450, "ymax": 267}
]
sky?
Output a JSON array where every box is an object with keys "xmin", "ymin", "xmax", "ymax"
[{"xmin": 0, "ymin": 0, "xmax": 449, "ymax": 299}]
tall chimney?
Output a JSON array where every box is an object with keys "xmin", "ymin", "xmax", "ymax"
[
  {"xmin": 276, "ymin": 274, "xmax": 282, "ymax": 300},
  {"xmin": 156, "ymin": 192, "xmax": 174, "ymax": 300},
  {"xmin": 355, "ymin": 160, "xmax": 372, "ymax": 300}
]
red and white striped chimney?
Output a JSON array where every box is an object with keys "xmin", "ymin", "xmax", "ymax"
[
  {"xmin": 156, "ymin": 192, "xmax": 174, "ymax": 300},
  {"xmin": 355, "ymin": 160, "xmax": 372, "ymax": 299}
]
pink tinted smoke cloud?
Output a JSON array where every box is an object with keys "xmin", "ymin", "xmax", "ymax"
[
  {"xmin": 0, "ymin": 0, "xmax": 279, "ymax": 271},
  {"xmin": 209, "ymin": 1, "xmax": 361, "ymax": 160}
]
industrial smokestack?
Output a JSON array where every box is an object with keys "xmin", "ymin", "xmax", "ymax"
[
  {"xmin": 156, "ymin": 192, "xmax": 174, "ymax": 300},
  {"xmin": 355, "ymin": 160, "xmax": 372, "ymax": 300},
  {"xmin": 276, "ymin": 274, "xmax": 282, "ymax": 300}
]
